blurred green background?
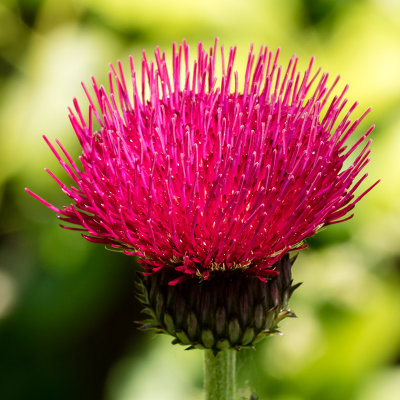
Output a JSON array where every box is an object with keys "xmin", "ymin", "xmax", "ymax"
[{"xmin": 1, "ymin": 0, "xmax": 400, "ymax": 399}]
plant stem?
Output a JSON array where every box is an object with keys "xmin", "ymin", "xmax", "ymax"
[{"xmin": 204, "ymin": 349, "xmax": 236, "ymax": 400}]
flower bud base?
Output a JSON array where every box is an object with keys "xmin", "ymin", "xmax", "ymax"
[{"xmin": 136, "ymin": 254, "xmax": 300, "ymax": 352}]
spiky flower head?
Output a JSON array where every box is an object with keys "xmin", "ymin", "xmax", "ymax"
[
  {"xmin": 27, "ymin": 40, "xmax": 378, "ymax": 349},
  {"xmin": 27, "ymin": 39, "xmax": 377, "ymax": 283}
]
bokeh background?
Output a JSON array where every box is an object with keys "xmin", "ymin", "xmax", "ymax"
[{"xmin": 1, "ymin": 0, "xmax": 400, "ymax": 399}]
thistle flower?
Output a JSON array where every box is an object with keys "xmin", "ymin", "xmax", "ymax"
[{"xmin": 27, "ymin": 40, "xmax": 378, "ymax": 351}]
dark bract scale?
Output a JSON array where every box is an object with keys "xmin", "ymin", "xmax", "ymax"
[{"xmin": 136, "ymin": 254, "xmax": 300, "ymax": 351}]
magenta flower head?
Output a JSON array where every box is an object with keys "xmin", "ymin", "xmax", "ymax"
[{"xmin": 27, "ymin": 40, "xmax": 378, "ymax": 351}]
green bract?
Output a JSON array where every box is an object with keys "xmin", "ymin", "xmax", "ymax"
[{"xmin": 137, "ymin": 254, "xmax": 300, "ymax": 352}]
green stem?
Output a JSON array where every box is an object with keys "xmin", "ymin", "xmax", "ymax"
[{"xmin": 204, "ymin": 349, "xmax": 236, "ymax": 400}]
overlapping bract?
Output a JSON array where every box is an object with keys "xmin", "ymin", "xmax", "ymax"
[{"xmin": 28, "ymin": 40, "xmax": 378, "ymax": 282}]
